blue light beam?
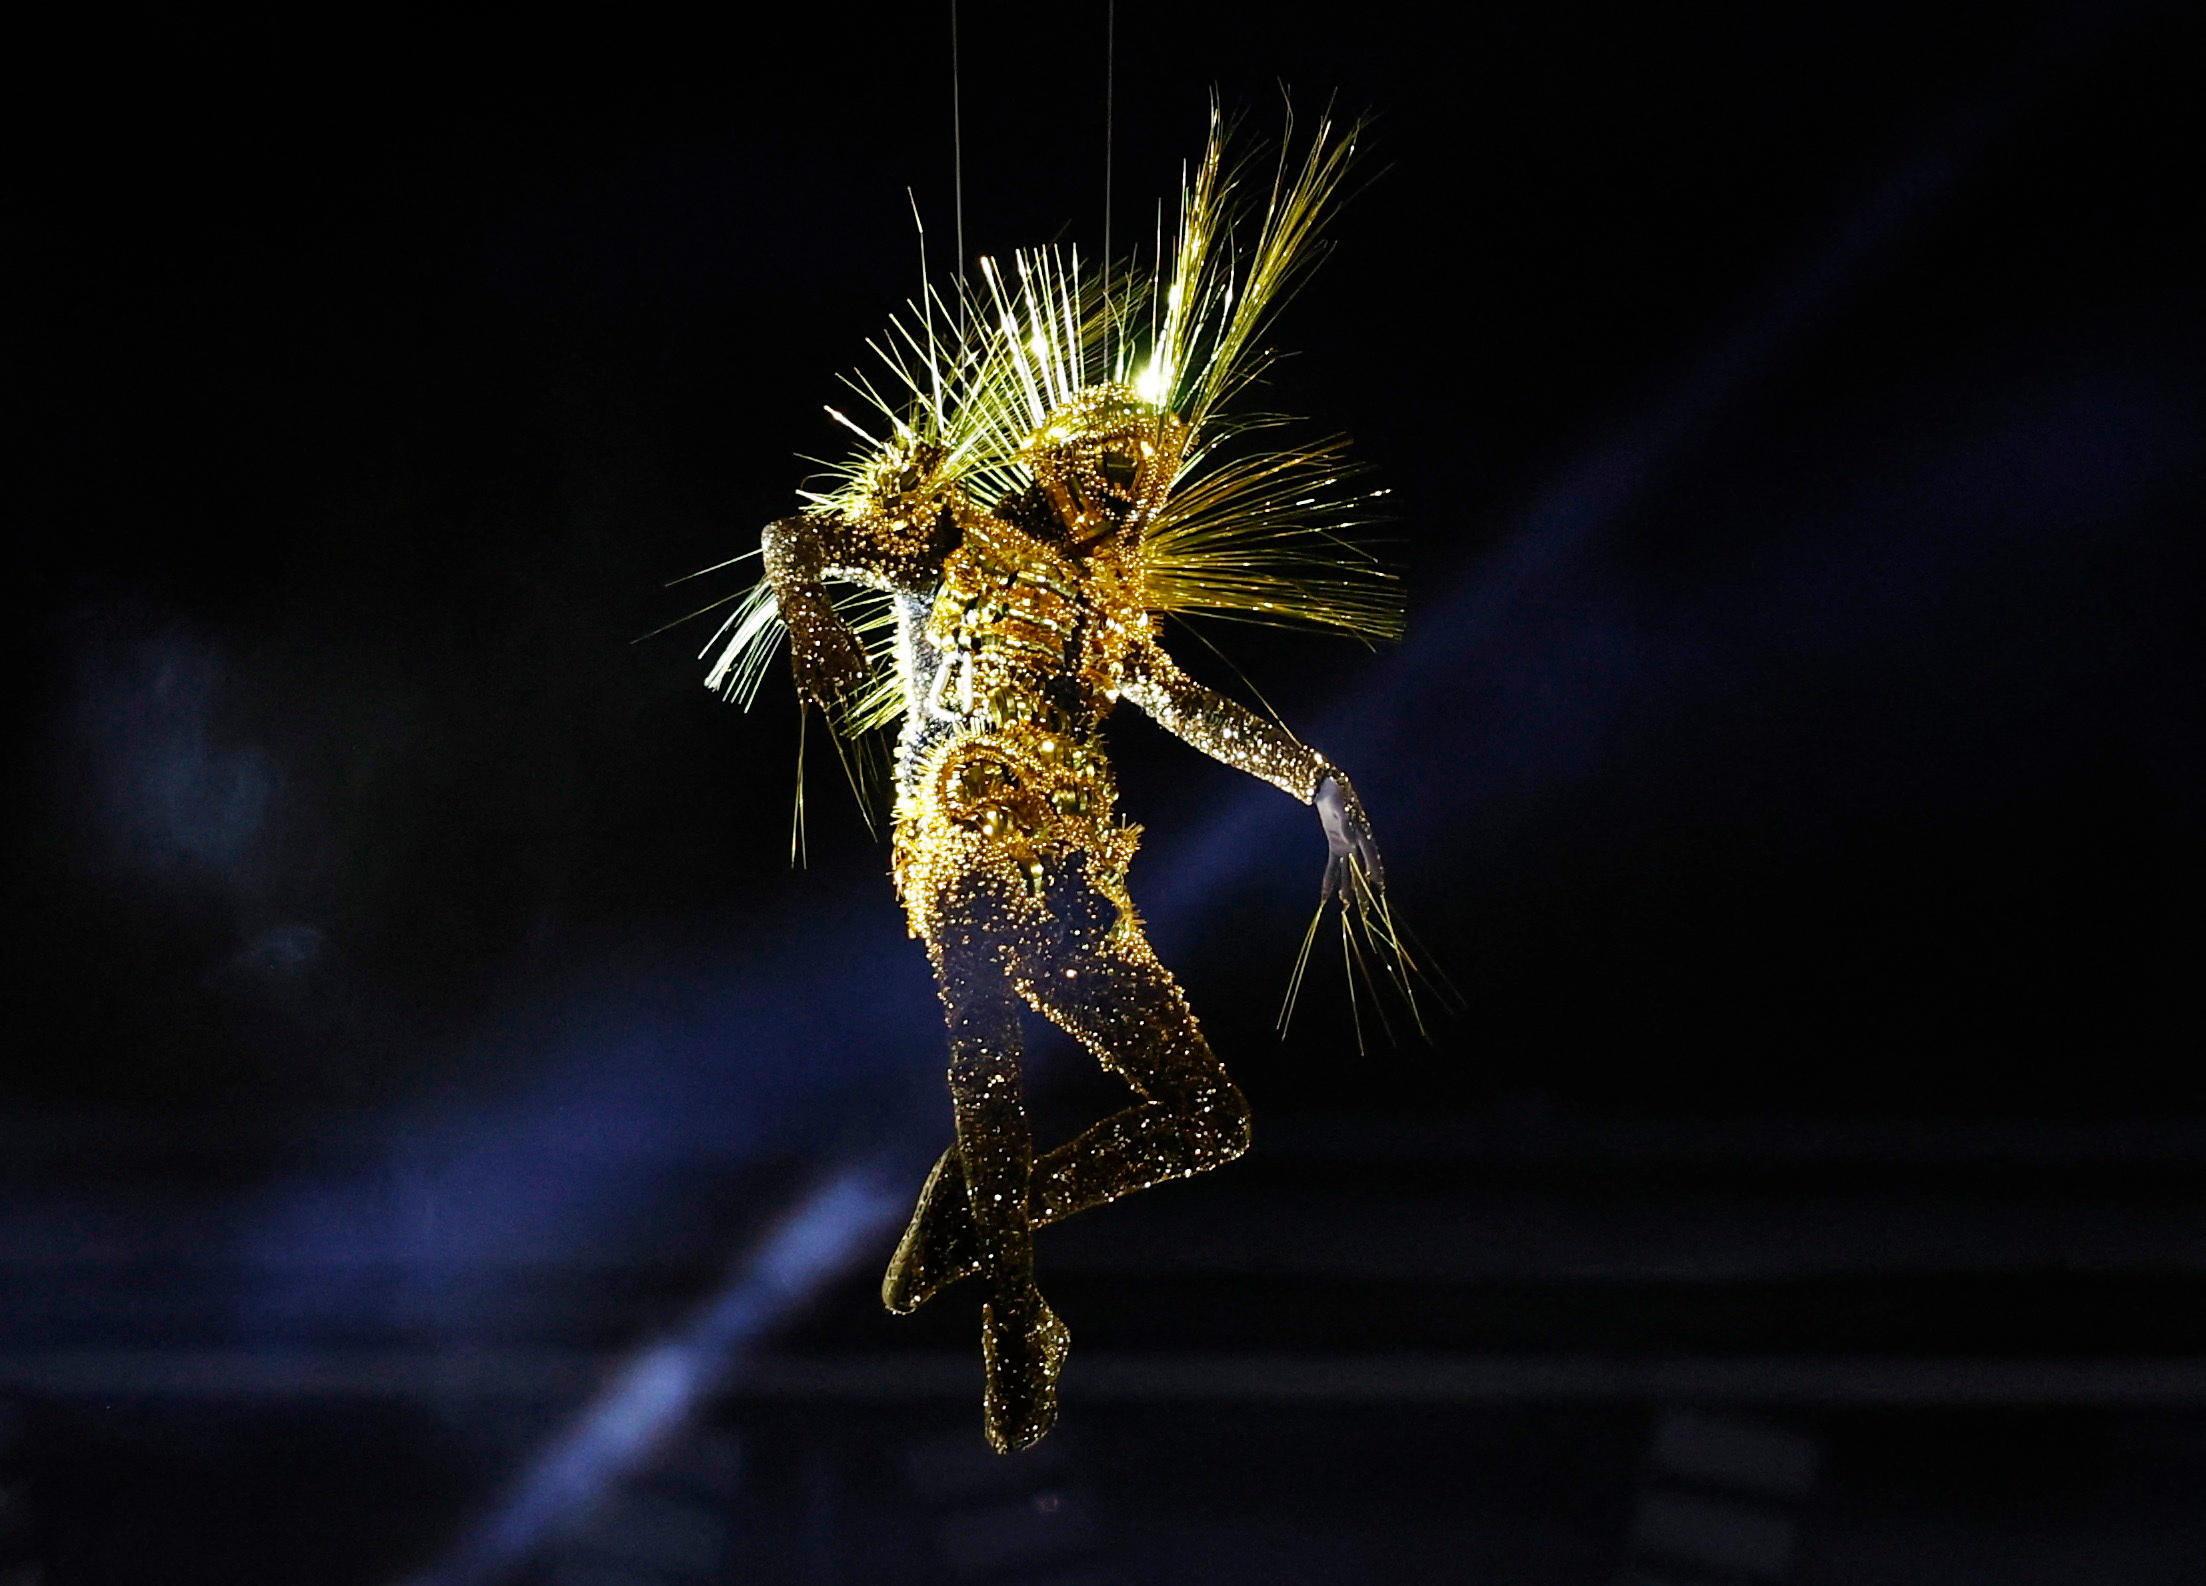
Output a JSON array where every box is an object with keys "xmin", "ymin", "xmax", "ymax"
[{"xmin": 405, "ymin": 1163, "xmax": 907, "ymax": 1586}]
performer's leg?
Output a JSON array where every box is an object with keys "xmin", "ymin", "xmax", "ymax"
[
  {"xmin": 934, "ymin": 930, "xmax": 1069, "ymax": 1454},
  {"xmin": 1020, "ymin": 921, "xmax": 1252, "ymax": 1229},
  {"xmin": 883, "ymin": 865, "xmax": 1248, "ymax": 1313},
  {"xmin": 881, "ymin": 1144, "xmax": 967, "ymax": 1313},
  {"xmin": 879, "ymin": 927, "xmax": 1021, "ymax": 1313},
  {"xmin": 940, "ymin": 982, "xmax": 1033, "ymax": 1284}
]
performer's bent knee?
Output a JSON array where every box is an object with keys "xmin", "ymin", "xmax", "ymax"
[{"xmin": 1190, "ymin": 1083, "xmax": 1252, "ymax": 1166}]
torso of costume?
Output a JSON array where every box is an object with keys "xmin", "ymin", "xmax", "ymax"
[
  {"xmin": 719, "ymin": 109, "xmax": 1404, "ymax": 1456},
  {"xmin": 890, "ymin": 497, "xmax": 1149, "ymax": 942},
  {"xmin": 758, "ymin": 384, "xmax": 1337, "ymax": 947}
]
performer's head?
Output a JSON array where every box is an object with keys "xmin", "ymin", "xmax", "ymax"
[{"xmin": 1022, "ymin": 384, "xmax": 1189, "ymax": 552}]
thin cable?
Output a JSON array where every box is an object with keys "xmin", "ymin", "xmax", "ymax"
[
  {"xmin": 1103, "ymin": 0, "xmax": 1115, "ymax": 314},
  {"xmin": 951, "ymin": 0, "xmax": 966, "ymax": 296}
]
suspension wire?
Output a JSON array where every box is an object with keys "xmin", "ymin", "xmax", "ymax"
[
  {"xmin": 951, "ymin": 0, "xmax": 966, "ymax": 299},
  {"xmin": 1103, "ymin": 0, "xmax": 1115, "ymax": 317}
]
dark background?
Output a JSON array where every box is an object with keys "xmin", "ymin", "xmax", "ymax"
[{"xmin": 6, "ymin": 1, "xmax": 2203, "ymax": 1582}]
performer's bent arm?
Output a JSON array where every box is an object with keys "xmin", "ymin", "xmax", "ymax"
[
  {"xmin": 1119, "ymin": 639, "xmax": 1384, "ymax": 896},
  {"xmin": 762, "ymin": 508, "xmax": 948, "ymax": 706}
]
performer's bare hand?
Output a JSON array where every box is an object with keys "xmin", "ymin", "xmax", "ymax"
[
  {"xmin": 790, "ymin": 619, "xmax": 870, "ymax": 709},
  {"xmin": 1316, "ymin": 771, "xmax": 1384, "ymax": 904}
]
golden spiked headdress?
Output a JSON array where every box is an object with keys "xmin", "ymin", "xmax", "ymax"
[{"xmin": 699, "ymin": 100, "xmax": 1400, "ymax": 769}]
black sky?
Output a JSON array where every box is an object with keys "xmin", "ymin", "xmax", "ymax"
[{"xmin": 11, "ymin": 0, "xmax": 2202, "ymax": 1122}]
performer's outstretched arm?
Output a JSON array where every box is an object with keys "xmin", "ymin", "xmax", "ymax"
[
  {"xmin": 1119, "ymin": 639, "xmax": 1383, "ymax": 898},
  {"xmin": 761, "ymin": 507, "xmax": 948, "ymax": 706}
]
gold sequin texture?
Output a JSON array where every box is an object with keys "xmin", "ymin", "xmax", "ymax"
[{"xmin": 709, "ymin": 105, "xmax": 1409, "ymax": 1453}]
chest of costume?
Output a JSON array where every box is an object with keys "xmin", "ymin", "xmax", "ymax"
[{"xmin": 923, "ymin": 514, "xmax": 1144, "ymax": 727}]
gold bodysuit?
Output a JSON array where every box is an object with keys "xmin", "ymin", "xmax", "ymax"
[
  {"xmin": 728, "ymin": 106, "xmax": 1399, "ymax": 1454},
  {"xmin": 894, "ymin": 504, "xmax": 1142, "ymax": 935},
  {"xmin": 760, "ymin": 390, "xmax": 1354, "ymax": 1452}
]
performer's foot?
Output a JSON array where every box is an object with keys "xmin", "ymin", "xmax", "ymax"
[
  {"xmin": 882, "ymin": 1147, "xmax": 982, "ymax": 1315},
  {"xmin": 980, "ymin": 1284, "xmax": 1070, "ymax": 1454}
]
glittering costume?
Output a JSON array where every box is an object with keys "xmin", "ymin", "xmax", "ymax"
[{"xmin": 708, "ymin": 106, "xmax": 1411, "ymax": 1451}]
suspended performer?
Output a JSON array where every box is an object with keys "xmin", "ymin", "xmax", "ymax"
[{"xmin": 703, "ymin": 104, "xmax": 1416, "ymax": 1451}]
